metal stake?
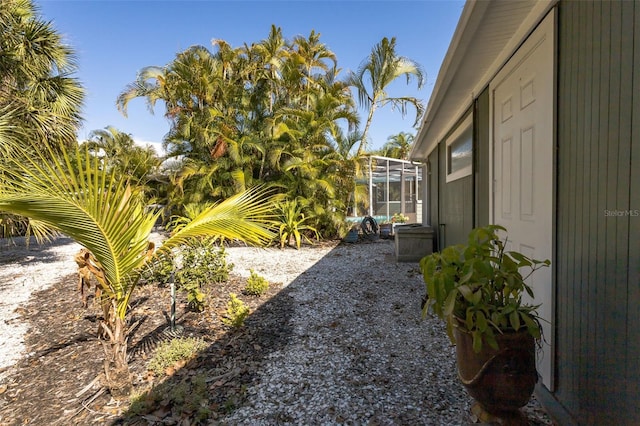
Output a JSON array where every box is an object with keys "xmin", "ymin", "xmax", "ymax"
[{"xmin": 170, "ymin": 271, "xmax": 176, "ymax": 331}]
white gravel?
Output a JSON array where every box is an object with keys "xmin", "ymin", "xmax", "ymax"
[
  {"xmin": 1, "ymin": 234, "xmax": 551, "ymax": 424},
  {"xmin": 220, "ymin": 239, "xmax": 473, "ymax": 425},
  {"xmin": 0, "ymin": 236, "xmax": 81, "ymax": 380}
]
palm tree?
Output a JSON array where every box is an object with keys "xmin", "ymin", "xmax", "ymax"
[
  {"xmin": 381, "ymin": 131, "xmax": 415, "ymax": 159},
  {"xmin": 83, "ymin": 126, "xmax": 160, "ymax": 187},
  {"xmin": 0, "ymin": 0, "xmax": 84, "ymax": 149},
  {"xmin": 292, "ymin": 30, "xmax": 337, "ymax": 111},
  {"xmin": 250, "ymin": 25, "xmax": 289, "ymax": 114},
  {"xmin": 327, "ymin": 128, "xmax": 369, "ymax": 219},
  {"xmin": 0, "ymin": 139, "xmax": 275, "ymax": 397},
  {"xmin": 1, "ymin": 0, "xmax": 85, "ymax": 244},
  {"xmin": 346, "ymin": 37, "xmax": 425, "ymax": 156}
]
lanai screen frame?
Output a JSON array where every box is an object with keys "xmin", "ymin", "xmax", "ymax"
[{"xmin": 362, "ymin": 155, "xmax": 423, "ymax": 222}]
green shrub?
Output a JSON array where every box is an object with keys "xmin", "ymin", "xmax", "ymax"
[
  {"xmin": 221, "ymin": 293, "xmax": 250, "ymax": 327},
  {"xmin": 140, "ymin": 253, "xmax": 174, "ymax": 285},
  {"xmin": 148, "ymin": 337, "xmax": 207, "ymax": 376},
  {"xmin": 142, "ymin": 237, "xmax": 232, "ymax": 312},
  {"xmin": 275, "ymin": 199, "xmax": 320, "ymax": 249},
  {"xmin": 143, "ymin": 238, "xmax": 232, "ymax": 287},
  {"xmin": 244, "ymin": 269, "xmax": 269, "ymax": 296},
  {"xmin": 176, "ymin": 238, "xmax": 231, "ymax": 285}
]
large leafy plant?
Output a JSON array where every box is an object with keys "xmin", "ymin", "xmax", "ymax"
[
  {"xmin": 275, "ymin": 198, "xmax": 319, "ymax": 249},
  {"xmin": 0, "ymin": 140, "xmax": 274, "ymax": 397},
  {"xmin": 420, "ymin": 225, "xmax": 550, "ymax": 353}
]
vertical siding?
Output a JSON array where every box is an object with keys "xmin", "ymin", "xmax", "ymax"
[
  {"xmin": 628, "ymin": 0, "xmax": 640, "ymax": 418},
  {"xmin": 475, "ymin": 89, "xmax": 490, "ymax": 227},
  {"xmin": 438, "ymin": 145, "xmax": 473, "ymax": 247},
  {"xmin": 557, "ymin": 0, "xmax": 638, "ymax": 424},
  {"xmin": 435, "ymin": 111, "xmax": 474, "ymax": 248},
  {"xmin": 427, "ymin": 146, "xmax": 439, "ymax": 244}
]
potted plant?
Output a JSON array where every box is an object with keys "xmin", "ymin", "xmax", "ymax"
[
  {"xmin": 391, "ymin": 212, "xmax": 409, "ymax": 224},
  {"xmin": 389, "ymin": 212, "xmax": 409, "ymax": 236},
  {"xmin": 420, "ymin": 225, "xmax": 550, "ymax": 419},
  {"xmin": 378, "ymin": 219, "xmax": 393, "ymax": 239}
]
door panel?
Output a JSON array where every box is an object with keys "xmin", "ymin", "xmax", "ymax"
[{"xmin": 491, "ymin": 12, "xmax": 555, "ymax": 389}]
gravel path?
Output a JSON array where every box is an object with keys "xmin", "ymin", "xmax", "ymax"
[
  {"xmin": 1, "ymin": 235, "xmax": 553, "ymax": 424},
  {"xmin": 221, "ymin": 239, "xmax": 472, "ymax": 424}
]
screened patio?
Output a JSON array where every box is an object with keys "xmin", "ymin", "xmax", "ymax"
[{"xmin": 349, "ymin": 156, "xmax": 423, "ymax": 224}]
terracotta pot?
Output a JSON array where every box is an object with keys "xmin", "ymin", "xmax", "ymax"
[{"xmin": 454, "ymin": 326, "xmax": 538, "ymax": 415}]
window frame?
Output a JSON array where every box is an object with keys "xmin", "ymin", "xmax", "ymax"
[{"xmin": 445, "ymin": 113, "xmax": 473, "ymax": 183}]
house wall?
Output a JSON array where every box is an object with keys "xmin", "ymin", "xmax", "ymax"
[
  {"xmin": 426, "ymin": 111, "xmax": 474, "ymax": 250},
  {"xmin": 438, "ymin": 145, "xmax": 473, "ymax": 247},
  {"xmin": 427, "ymin": 146, "xmax": 439, "ymax": 231},
  {"xmin": 555, "ymin": 0, "xmax": 639, "ymax": 423},
  {"xmin": 474, "ymin": 89, "xmax": 490, "ymax": 228}
]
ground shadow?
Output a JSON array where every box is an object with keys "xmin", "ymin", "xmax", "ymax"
[
  {"xmin": 112, "ymin": 263, "xmax": 300, "ymax": 424},
  {"xmin": 0, "ymin": 236, "xmax": 79, "ymax": 266}
]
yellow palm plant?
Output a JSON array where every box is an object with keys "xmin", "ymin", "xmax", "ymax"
[{"xmin": 0, "ymin": 140, "xmax": 275, "ymax": 397}]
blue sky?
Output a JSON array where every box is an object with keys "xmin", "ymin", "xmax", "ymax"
[{"xmin": 36, "ymin": 0, "xmax": 464, "ymax": 154}]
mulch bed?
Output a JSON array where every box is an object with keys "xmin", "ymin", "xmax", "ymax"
[{"xmin": 0, "ymin": 266, "xmax": 295, "ymax": 425}]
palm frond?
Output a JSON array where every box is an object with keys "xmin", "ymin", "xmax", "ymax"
[
  {"xmin": 161, "ymin": 185, "xmax": 276, "ymax": 251},
  {"xmin": 0, "ymin": 141, "xmax": 158, "ymax": 302}
]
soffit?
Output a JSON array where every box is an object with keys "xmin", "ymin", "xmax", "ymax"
[{"xmin": 411, "ymin": 0, "xmax": 556, "ymax": 160}]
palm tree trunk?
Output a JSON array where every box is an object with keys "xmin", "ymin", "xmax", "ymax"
[
  {"xmin": 99, "ymin": 302, "xmax": 132, "ymax": 399},
  {"xmin": 357, "ymin": 104, "xmax": 377, "ymax": 157}
]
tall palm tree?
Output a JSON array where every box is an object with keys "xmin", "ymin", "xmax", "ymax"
[
  {"xmin": 292, "ymin": 30, "xmax": 337, "ymax": 111},
  {"xmin": 346, "ymin": 37, "xmax": 425, "ymax": 156},
  {"xmin": 0, "ymin": 0, "xmax": 84, "ymax": 149},
  {"xmin": 0, "ymin": 139, "xmax": 275, "ymax": 397},
  {"xmin": 1, "ymin": 0, "xmax": 85, "ymax": 244},
  {"xmin": 250, "ymin": 25, "xmax": 289, "ymax": 114}
]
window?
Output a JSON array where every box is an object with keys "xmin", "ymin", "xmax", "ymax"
[{"xmin": 446, "ymin": 113, "xmax": 473, "ymax": 182}]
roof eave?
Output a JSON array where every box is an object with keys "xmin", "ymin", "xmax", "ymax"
[{"xmin": 410, "ymin": 0, "xmax": 557, "ymax": 161}]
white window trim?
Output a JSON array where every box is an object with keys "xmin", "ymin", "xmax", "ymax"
[{"xmin": 445, "ymin": 113, "xmax": 473, "ymax": 183}]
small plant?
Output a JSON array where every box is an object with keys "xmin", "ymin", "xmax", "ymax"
[
  {"xmin": 391, "ymin": 212, "xmax": 409, "ymax": 223},
  {"xmin": 244, "ymin": 269, "xmax": 269, "ymax": 296},
  {"xmin": 128, "ymin": 373, "xmax": 211, "ymax": 421},
  {"xmin": 142, "ymin": 238, "xmax": 232, "ymax": 312},
  {"xmin": 176, "ymin": 238, "xmax": 231, "ymax": 286},
  {"xmin": 222, "ymin": 293, "xmax": 250, "ymax": 327},
  {"xmin": 184, "ymin": 281, "xmax": 207, "ymax": 312},
  {"xmin": 147, "ymin": 337, "xmax": 207, "ymax": 376},
  {"xmin": 275, "ymin": 198, "xmax": 320, "ymax": 249}
]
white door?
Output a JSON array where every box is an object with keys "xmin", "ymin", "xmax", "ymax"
[{"xmin": 491, "ymin": 11, "xmax": 555, "ymax": 389}]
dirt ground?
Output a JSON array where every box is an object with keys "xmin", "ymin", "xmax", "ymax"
[{"xmin": 0, "ymin": 261, "xmax": 295, "ymax": 425}]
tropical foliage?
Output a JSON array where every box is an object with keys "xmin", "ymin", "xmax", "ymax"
[
  {"xmin": 0, "ymin": 5, "xmax": 429, "ymax": 399},
  {"xmin": 275, "ymin": 198, "xmax": 320, "ymax": 249},
  {"xmin": 378, "ymin": 131, "xmax": 415, "ymax": 160},
  {"xmin": 1, "ymin": 0, "xmax": 85, "ymax": 242},
  {"xmin": 116, "ymin": 29, "xmax": 424, "ymax": 236},
  {"xmin": 0, "ymin": 139, "xmax": 275, "ymax": 396},
  {"xmin": 0, "ymin": 0, "xmax": 84, "ymax": 148},
  {"xmin": 82, "ymin": 126, "xmax": 161, "ymax": 190},
  {"xmin": 346, "ymin": 37, "xmax": 425, "ymax": 156}
]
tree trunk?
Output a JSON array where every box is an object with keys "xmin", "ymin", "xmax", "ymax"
[
  {"xmin": 100, "ymin": 302, "xmax": 132, "ymax": 399},
  {"xmin": 357, "ymin": 104, "xmax": 377, "ymax": 157}
]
